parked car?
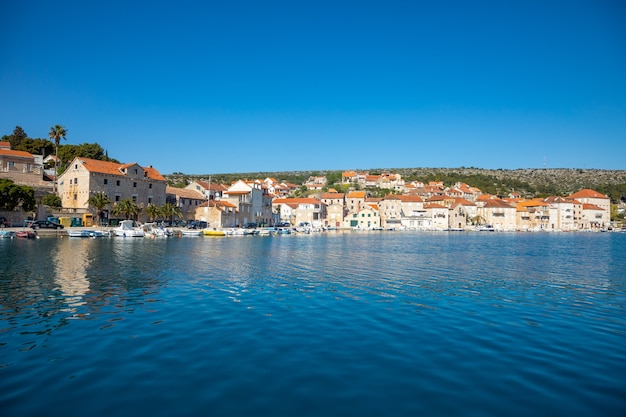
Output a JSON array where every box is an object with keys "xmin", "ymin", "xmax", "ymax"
[
  {"xmin": 0, "ymin": 217, "xmax": 9, "ymax": 228},
  {"xmin": 29, "ymin": 220, "xmax": 64, "ymax": 230}
]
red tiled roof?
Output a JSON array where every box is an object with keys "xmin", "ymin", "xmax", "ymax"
[
  {"xmin": 569, "ymin": 189, "xmax": 609, "ymax": 199},
  {"xmin": 321, "ymin": 193, "xmax": 345, "ymax": 199},
  {"xmin": 582, "ymin": 203, "xmax": 604, "ymax": 211},
  {"xmin": 0, "ymin": 149, "xmax": 34, "ymax": 159},
  {"xmin": 77, "ymin": 157, "xmax": 165, "ymax": 181}
]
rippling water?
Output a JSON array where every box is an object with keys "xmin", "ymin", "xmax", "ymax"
[{"xmin": 1, "ymin": 232, "xmax": 625, "ymax": 416}]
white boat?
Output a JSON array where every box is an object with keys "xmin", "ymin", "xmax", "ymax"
[
  {"xmin": 143, "ymin": 223, "xmax": 173, "ymax": 237},
  {"xmin": 114, "ymin": 220, "xmax": 145, "ymax": 237},
  {"xmin": 180, "ymin": 229, "xmax": 203, "ymax": 237},
  {"xmin": 0, "ymin": 230, "xmax": 16, "ymax": 239},
  {"xmin": 67, "ymin": 229, "xmax": 110, "ymax": 238}
]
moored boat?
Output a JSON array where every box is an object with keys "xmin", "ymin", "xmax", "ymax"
[
  {"xmin": 114, "ymin": 220, "xmax": 145, "ymax": 237},
  {"xmin": 16, "ymin": 230, "xmax": 38, "ymax": 239},
  {"xmin": 67, "ymin": 229, "xmax": 110, "ymax": 238},
  {"xmin": 0, "ymin": 230, "xmax": 17, "ymax": 239},
  {"xmin": 202, "ymin": 229, "xmax": 226, "ymax": 237},
  {"xmin": 180, "ymin": 229, "xmax": 203, "ymax": 237}
]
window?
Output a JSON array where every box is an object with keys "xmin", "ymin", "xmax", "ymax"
[
  {"xmin": 116, "ymin": 180, "xmax": 120, "ymax": 186},
  {"xmin": 133, "ymin": 182, "xmax": 137, "ymax": 188},
  {"xmin": 134, "ymin": 169, "xmax": 138, "ymax": 174},
  {"xmin": 132, "ymin": 196, "xmax": 137, "ymax": 202},
  {"xmin": 104, "ymin": 179, "xmax": 108, "ymax": 185},
  {"xmin": 149, "ymin": 183, "xmax": 152, "ymax": 189},
  {"xmin": 73, "ymin": 194, "xmax": 77, "ymax": 200},
  {"xmin": 115, "ymin": 195, "xmax": 120, "ymax": 202},
  {"xmin": 148, "ymin": 197, "xmax": 152, "ymax": 204},
  {"xmin": 74, "ymin": 178, "xmax": 78, "ymax": 185}
]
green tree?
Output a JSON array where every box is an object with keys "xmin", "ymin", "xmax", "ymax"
[
  {"xmin": 111, "ymin": 198, "xmax": 139, "ymax": 220},
  {"xmin": 87, "ymin": 192, "xmax": 112, "ymax": 225},
  {"xmin": 15, "ymin": 138, "xmax": 54, "ymax": 157},
  {"xmin": 41, "ymin": 193, "xmax": 62, "ymax": 208},
  {"xmin": 0, "ymin": 179, "xmax": 36, "ymax": 212},
  {"xmin": 160, "ymin": 202, "xmax": 182, "ymax": 223},
  {"xmin": 49, "ymin": 124, "xmax": 67, "ymax": 191},
  {"xmin": 5, "ymin": 126, "xmax": 28, "ymax": 149},
  {"xmin": 145, "ymin": 204, "xmax": 162, "ymax": 222}
]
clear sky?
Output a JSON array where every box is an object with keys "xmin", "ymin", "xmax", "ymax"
[{"xmin": 1, "ymin": 0, "xmax": 625, "ymax": 174}]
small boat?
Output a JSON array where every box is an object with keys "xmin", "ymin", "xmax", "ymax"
[
  {"xmin": 476, "ymin": 225, "xmax": 495, "ymax": 232},
  {"xmin": 67, "ymin": 229, "xmax": 110, "ymax": 238},
  {"xmin": 143, "ymin": 223, "xmax": 173, "ymax": 238},
  {"xmin": 181, "ymin": 229, "xmax": 203, "ymax": 237},
  {"xmin": 0, "ymin": 230, "xmax": 17, "ymax": 239},
  {"xmin": 16, "ymin": 230, "xmax": 38, "ymax": 239},
  {"xmin": 114, "ymin": 220, "xmax": 145, "ymax": 237},
  {"xmin": 203, "ymin": 229, "xmax": 226, "ymax": 237}
]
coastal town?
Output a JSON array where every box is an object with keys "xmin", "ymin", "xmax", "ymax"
[{"xmin": 1, "ymin": 137, "xmax": 621, "ymax": 235}]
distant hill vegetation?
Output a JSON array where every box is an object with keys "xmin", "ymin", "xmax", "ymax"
[{"xmin": 166, "ymin": 167, "xmax": 626, "ymax": 203}]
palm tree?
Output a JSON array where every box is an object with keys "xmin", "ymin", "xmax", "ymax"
[
  {"xmin": 145, "ymin": 204, "xmax": 161, "ymax": 222},
  {"xmin": 87, "ymin": 192, "xmax": 112, "ymax": 226},
  {"xmin": 161, "ymin": 202, "xmax": 182, "ymax": 224},
  {"xmin": 48, "ymin": 124, "xmax": 67, "ymax": 192},
  {"xmin": 111, "ymin": 198, "xmax": 140, "ymax": 220}
]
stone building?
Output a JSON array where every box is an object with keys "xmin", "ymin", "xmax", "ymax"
[{"xmin": 57, "ymin": 157, "xmax": 167, "ymax": 222}]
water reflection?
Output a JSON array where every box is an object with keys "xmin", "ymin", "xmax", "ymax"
[{"xmin": 54, "ymin": 239, "xmax": 92, "ymax": 314}]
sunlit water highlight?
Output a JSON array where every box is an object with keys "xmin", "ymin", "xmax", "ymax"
[{"xmin": 1, "ymin": 232, "xmax": 625, "ymax": 416}]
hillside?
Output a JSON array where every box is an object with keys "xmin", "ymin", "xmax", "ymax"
[{"xmin": 165, "ymin": 167, "xmax": 626, "ymax": 202}]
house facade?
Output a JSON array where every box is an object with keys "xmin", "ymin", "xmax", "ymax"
[
  {"xmin": 57, "ymin": 157, "xmax": 167, "ymax": 222},
  {"xmin": 569, "ymin": 189, "xmax": 610, "ymax": 228},
  {"xmin": 166, "ymin": 186, "xmax": 206, "ymax": 221}
]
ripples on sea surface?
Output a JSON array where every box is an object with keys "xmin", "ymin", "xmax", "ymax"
[{"xmin": 1, "ymin": 232, "xmax": 625, "ymax": 416}]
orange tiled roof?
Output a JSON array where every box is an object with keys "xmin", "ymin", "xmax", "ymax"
[
  {"xmin": 347, "ymin": 191, "xmax": 366, "ymax": 199},
  {"xmin": 582, "ymin": 203, "xmax": 604, "ymax": 211},
  {"xmin": 321, "ymin": 193, "xmax": 345, "ymax": 199},
  {"xmin": 78, "ymin": 157, "xmax": 165, "ymax": 181},
  {"xmin": 398, "ymin": 195, "xmax": 423, "ymax": 203},
  {"xmin": 0, "ymin": 149, "xmax": 34, "ymax": 159},
  {"xmin": 569, "ymin": 189, "xmax": 608, "ymax": 199}
]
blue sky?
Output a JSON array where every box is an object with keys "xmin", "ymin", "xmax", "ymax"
[{"xmin": 1, "ymin": 0, "xmax": 625, "ymax": 174}]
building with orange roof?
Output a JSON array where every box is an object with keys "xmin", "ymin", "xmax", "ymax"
[
  {"xmin": 344, "ymin": 204, "xmax": 380, "ymax": 230},
  {"xmin": 515, "ymin": 199, "xmax": 550, "ymax": 231},
  {"xmin": 166, "ymin": 186, "xmax": 206, "ymax": 221},
  {"xmin": 569, "ymin": 189, "xmax": 610, "ymax": 228},
  {"xmin": 542, "ymin": 196, "xmax": 581, "ymax": 231},
  {"xmin": 448, "ymin": 198, "xmax": 477, "ymax": 230},
  {"xmin": 424, "ymin": 203, "xmax": 449, "ymax": 230},
  {"xmin": 346, "ymin": 191, "xmax": 367, "ymax": 212},
  {"xmin": 579, "ymin": 203, "xmax": 607, "ymax": 230},
  {"xmin": 272, "ymin": 197, "xmax": 325, "ymax": 227},
  {"xmin": 57, "ymin": 157, "xmax": 167, "ymax": 223},
  {"xmin": 477, "ymin": 198, "xmax": 517, "ymax": 231},
  {"xmin": 195, "ymin": 199, "xmax": 239, "ymax": 228},
  {"xmin": 0, "ymin": 148, "xmax": 46, "ymax": 186},
  {"xmin": 185, "ymin": 180, "xmax": 227, "ymax": 201},
  {"xmin": 222, "ymin": 179, "xmax": 273, "ymax": 226}
]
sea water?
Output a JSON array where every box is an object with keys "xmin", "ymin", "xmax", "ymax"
[{"xmin": 1, "ymin": 232, "xmax": 625, "ymax": 417}]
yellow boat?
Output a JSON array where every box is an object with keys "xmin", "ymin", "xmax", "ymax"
[{"xmin": 202, "ymin": 229, "xmax": 225, "ymax": 237}]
